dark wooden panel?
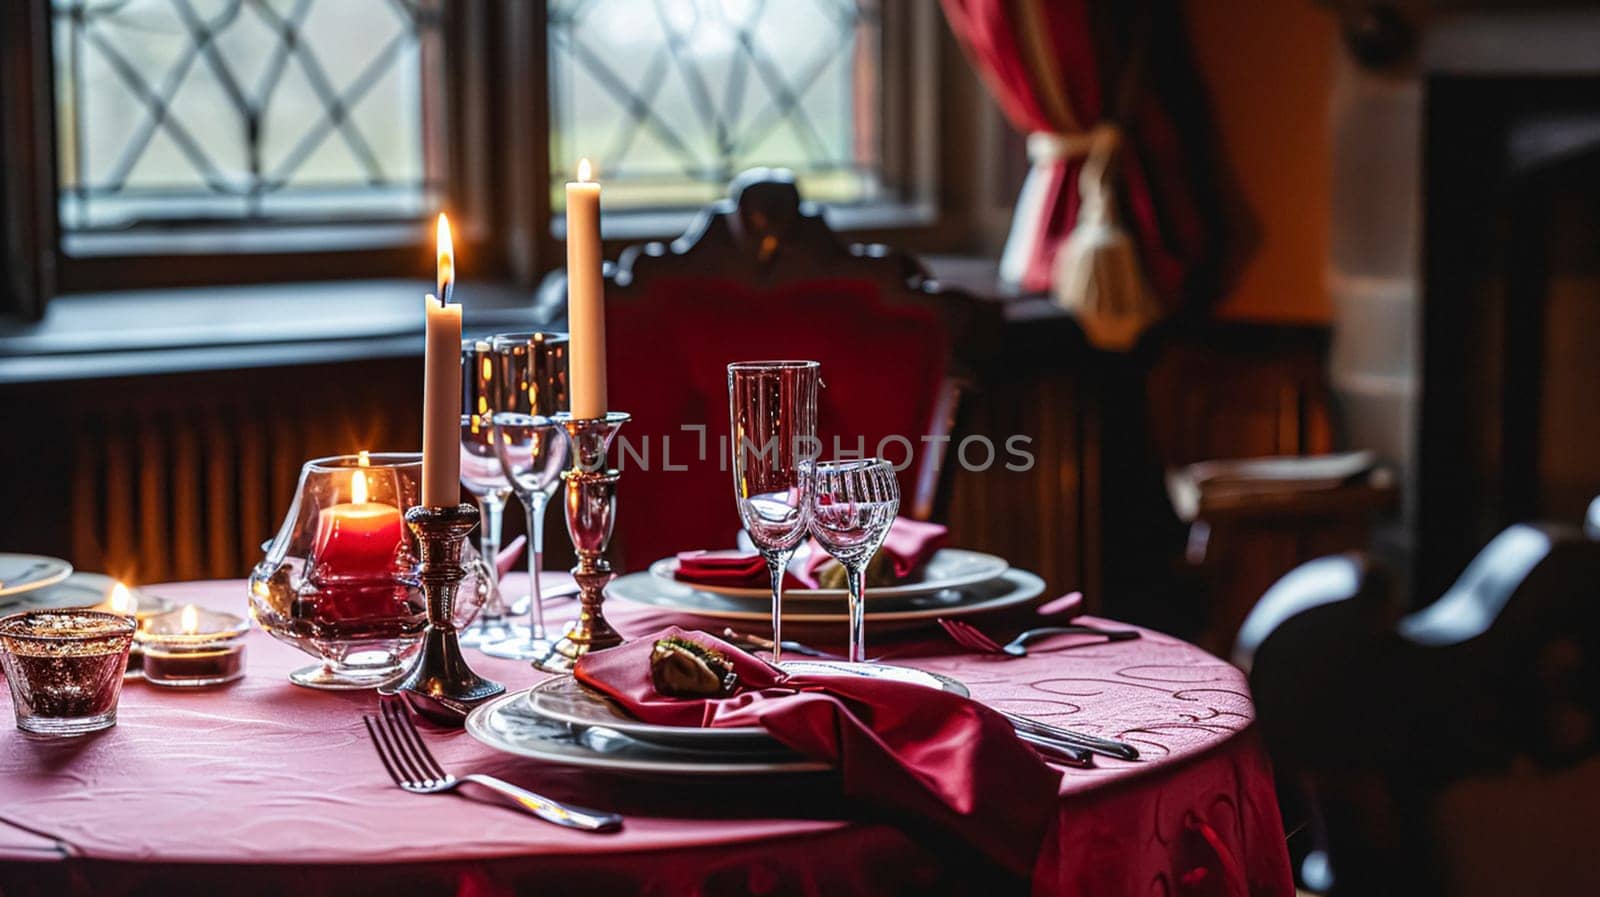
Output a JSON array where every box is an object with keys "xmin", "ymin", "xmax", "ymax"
[{"xmin": 1, "ymin": 360, "xmax": 424, "ymax": 585}]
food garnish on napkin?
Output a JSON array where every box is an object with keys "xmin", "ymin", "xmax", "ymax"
[
  {"xmin": 576, "ymin": 627, "xmax": 1062, "ymax": 877},
  {"xmin": 649, "ymin": 636, "xmax": 737, "ymax": 697}
]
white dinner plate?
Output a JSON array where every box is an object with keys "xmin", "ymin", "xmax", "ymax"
[
  {"xmin": 652, "ymin": 548, "xmax": 1010, "ymax": 602},
  {"xmin": 0, "ymin": 554, "xmax": 72, "ymax": 598},
  {"xmin": 609, "ymin": 567, "xmax": 1045, "ymax": 624},
  {"xmin": 0, "ymin": 571, "xmax": 175, "ymax": 617},
  {"xmin": 524, "ymin": 661, "xmax": 968, "ymax": 751},
  {"xmin": 466, "ymin": 689, "xmax": 830, "ymax": 777}
]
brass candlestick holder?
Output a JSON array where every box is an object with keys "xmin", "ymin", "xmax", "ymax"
[
  {"xmin": 532, "ymin": 411, "xmax": 630, "ymax": 673},
  {"xmin": 384, "ymin": 503, "xmax": 505, "ymax": 704}
]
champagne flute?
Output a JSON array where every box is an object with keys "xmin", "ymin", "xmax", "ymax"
[
  {"xmin": 458, "ymin": 339, "xmax": 518, "ymax": 648},
  {"xmin": 728, "ymin": 360, "xmax": 820, "ymax": 663},
  {"xmin": 484, "ymin": 331, "xmax": 570, "ymax": 660},
  {"xmin": 808, "ymin": 458, "xmax": 900, "ymax": 663}
]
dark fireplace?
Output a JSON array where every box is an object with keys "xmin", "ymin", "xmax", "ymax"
[{"xmin": 1418, "ymin": 70, "xmax": 1600, "ymax": 600}]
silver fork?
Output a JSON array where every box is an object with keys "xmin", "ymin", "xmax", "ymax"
[
  {"xmin": 939, "ymin": 617, "xmax": 1139, "ymax": 657},
  {"xmin": 364, "ymin": 699, "xmax": 623, "ymax": 832}
]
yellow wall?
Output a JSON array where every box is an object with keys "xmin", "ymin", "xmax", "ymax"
[{"xmin": 1184, "ymin": 0, "xmax": 1338, "ymax": 323}]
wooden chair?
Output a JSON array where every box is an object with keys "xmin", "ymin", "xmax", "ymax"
[
  {"xmin": 1237, "ymin": 516, "xmax": 1600, "ymax": 896},
  {"xmin": 563, "ymin": 169, "xmax": 999, "ymax": 572}
]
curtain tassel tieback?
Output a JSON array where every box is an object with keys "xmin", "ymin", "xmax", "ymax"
[
  {"xmin": 1051, "ymin": 123, "xmax": 1162, "ymax": 352},
  {"xmin": 997, "ymin": 130, "xmax": 1098, "ymax": 288}
]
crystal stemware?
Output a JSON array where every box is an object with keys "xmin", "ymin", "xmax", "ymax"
[
  {"xmin": 807, "ymin": 458, "xmax": 900, "ymax": 663},
  {"xmin": 483, "ymin": 331, "xmax": 571, "ymax": 660},
  {"xmin": 728, "ymin": 360, "xmax": 820, "ymax": 663},
  {"xmin": 459, "ymin": 338, "xmax": 518, "ymax": 648}
]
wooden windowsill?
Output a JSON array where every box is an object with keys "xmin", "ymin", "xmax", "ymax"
[
  {"xmin": 0, "ymin": 256, "xmax": 1092, "ymax": 386},
  {"xmin": 0, "ymin": 279, "xmax": 558, "ymax": 385}
]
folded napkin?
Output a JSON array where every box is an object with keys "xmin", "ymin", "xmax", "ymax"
[
  {"xmin": 673, "ymin": 550, "xmax": 805, "ymax": 590},
  {"xmin": 575, "ymin": 627, "xmax": 1062, "ymax": 877},
  {"xmin": 796, "ymin": 516, "xmax": 947, "ymax": 588},
  {"xmin": 675, "ymin": 518, "xmax": 948, "ymax": 591},
  {"xmin": 495, "ymin": 536, "xmax": 526, "ymax": 580}
]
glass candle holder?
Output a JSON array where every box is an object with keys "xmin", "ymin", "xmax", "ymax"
[
  {"xmin": 0, "ymin": 609, "xmax": 136, "ymax": 735},
  {"xmin": 249, "ymin": 452, "xmax": 490, "ymax": 690},
  {"xmin": 136, "ymin": 605, "xmax": 248, "ymax": 688}
]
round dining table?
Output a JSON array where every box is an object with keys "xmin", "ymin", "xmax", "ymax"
[{"xmin": 0, "ymin": 574, "xmax": 1293, "ymax": 897}]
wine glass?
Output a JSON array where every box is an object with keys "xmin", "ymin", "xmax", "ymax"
[
  {"xmin": 807, "ymin": 458, "xmax": 900, "ymax": 663},
  {"xmin": 728, "ymin": 360, "xmax": 820, "ymax": 663},
  {"xmin": 458, "ymin": 339, "xmax": 518, "ymax": 648},
  {"xmin": 484, "ymin": 331, "xmax": 571, "ymax": 660}
]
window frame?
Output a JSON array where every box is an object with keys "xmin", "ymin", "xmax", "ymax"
[{"xmin": 2, "ymin": 0, "xmax": 989, "ymax": 321}]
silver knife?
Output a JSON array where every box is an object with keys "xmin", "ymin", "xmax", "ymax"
[{"xmin": 1001, "ymin": 710, "xmax": 1140, "ymax": 761}]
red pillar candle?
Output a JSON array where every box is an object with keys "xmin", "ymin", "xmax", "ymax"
[{"xmin": 312, "ymin": 469, "xmax": 403, "ymax": 580}]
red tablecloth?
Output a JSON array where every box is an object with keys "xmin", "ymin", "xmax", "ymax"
[{"xmin": 0, "ymin": 576, "xmax": 1292, "ymax": 897}]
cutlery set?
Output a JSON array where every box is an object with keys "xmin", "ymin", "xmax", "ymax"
[{"xmin": 366, "ymin": 600, "xmax": 1144, "ymax": 824}]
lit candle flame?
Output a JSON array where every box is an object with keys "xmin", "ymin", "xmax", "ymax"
[
  {"xmin": 358, "ymin": 449, "xmax": 371, "ymax": 467},
  {"xmin": 577, "ymin": 158, "xmax": 592, "ymax": 182},
  {"xmin": 436, "ymin": 213, "xmax": 454, "ymax": 304},
  {"xmin": 109, "ymin": 582, "xmax": 135, "ymax": 616},
  {"xmin": 352, "ymin": 469, "xmax": 369, "ymax": 505},
  {"xmin": 181, "ymin": 604, "xmax": 199, "ymax": 635}
]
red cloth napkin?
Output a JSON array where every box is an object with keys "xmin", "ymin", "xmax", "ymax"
[
  {"xmin": 495, "ymin": 536, "xmax": 526, "ymax": 580},
  {"xmin": 574, "ymin": 627, "xmax": 1062, "ymax": 877},
  {"xmin": 672, "ymin": 550, "xmax": 805, "ymax": 590},
  {"xmin": 796, "ymin": 517, "xmax": 948, "ymax": 588},
  {"xmin": 676, "ymin": 518, "xmax": 948, "ymax": 590}
]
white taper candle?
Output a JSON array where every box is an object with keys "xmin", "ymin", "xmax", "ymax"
[
  {"xmin": 566, "ymin": 159, "xmax": 607, "ymax": 419},
  {"xmin": 422, "ymin": 214, "xmax": 462, "ymax": 507}
]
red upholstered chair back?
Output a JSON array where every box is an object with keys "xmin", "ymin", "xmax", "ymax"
[{"xmin": 597, "ymin": 170, "xmax": 994, "ymax": 572}]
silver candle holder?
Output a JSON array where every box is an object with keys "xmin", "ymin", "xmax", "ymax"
[
  {"xmin": 384, "ymin": 503, "xmax": 506, "ymax": 704},
  {"xmin": 532, "ymin": 411, "xmax": 630, "ymax": 673}
]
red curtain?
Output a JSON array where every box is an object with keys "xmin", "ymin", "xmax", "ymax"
[{"xmin": 941, "ymin": 0, "xmax": 1217, "ymax": 312}]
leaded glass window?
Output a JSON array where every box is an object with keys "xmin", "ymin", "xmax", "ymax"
[
  {"xmin": 52, "ymin": 0, "xmax": 443, "ymax": 237},
  {"xmin": 548, "ymin": 0, "xmax": 884, "ymax": 213}
]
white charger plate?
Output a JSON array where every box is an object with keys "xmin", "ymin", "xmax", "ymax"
[
  {"xmin": 610, "ymin": 567, "xmax": 1044, "ymax": 624},
  {"xmin": 466, "ymin": 689, "xmax": 830, "ymax": 777},
  {"xmin": 0, "ymin": 554, "xmax": 72, "ymax": 598},
  {"xmin": 524, "ymin": 661, "xmax": 968, "ymax": 751},
  {"xmin": 653, "ymin": 548, "xmax": 1008, "ymax": 601}
]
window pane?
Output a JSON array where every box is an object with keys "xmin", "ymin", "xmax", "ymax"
[
  {"xmin": 548, "ymin": 0, "xmax": 883, "ymax": 213},
  {"xmin": 53, "ymin": 0, "xmax": 442, "ymax": 236}
]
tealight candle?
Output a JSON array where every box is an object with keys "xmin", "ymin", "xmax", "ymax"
[
  {"xmin": 91, "ymin": 581, "xmax": 174, "ymax": 681},
  {"xmin": 93, "ymin": 581, "xmax": 170, "ymax": 624},
  {"xmin": 136, "ymin": 605, "xmax": 248, "ymax": 688}
]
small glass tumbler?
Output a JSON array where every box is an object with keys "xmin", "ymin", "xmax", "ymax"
[{"xmin": 0, "ymin": 609, "xmax": 136, "ymax": 735}]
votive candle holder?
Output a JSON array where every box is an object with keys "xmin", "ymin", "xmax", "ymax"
[
  {"xmin": 136, "ymin": 605, "xmax": 249, "ymax": 688},
  {"xmin": 0, "ymin": 609, "xmax": 136, "ymax": 735}
]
